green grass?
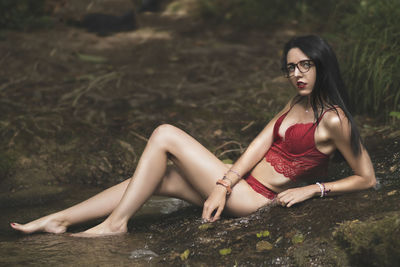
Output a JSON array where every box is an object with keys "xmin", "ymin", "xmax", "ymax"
[{"xmin": 338, "ymin": 0, "xmax": 400, "ymax": 120}]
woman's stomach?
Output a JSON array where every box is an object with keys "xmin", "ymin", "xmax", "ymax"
[{"xmin": 250, "ymin": 159, "xmax": 295, "ymax": 193}]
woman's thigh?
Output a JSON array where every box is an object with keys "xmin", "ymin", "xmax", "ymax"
[
  {"xmin": 152, "ymin": 124, "xmax": 229, "ymax": 197},
  {"xmin": 153, "ymin": 124, "xmax": 271, "ymax": 213},
  {"xmin": 225, "ymin": 180, "xmax": 273, "ymax": 217}
]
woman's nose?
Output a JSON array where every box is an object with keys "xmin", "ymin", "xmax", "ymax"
[{"xmin": 294, "ymin": 66, "xmax": 303, "ymax": 77}]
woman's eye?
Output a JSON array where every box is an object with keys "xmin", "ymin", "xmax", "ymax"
[
  {"xmin": 301, "ymin": 61, "xmax": 311, "ymax": 68},
  {"xmin": 287, "ymin": 65, "xmax": 295, "ymax": 72}
]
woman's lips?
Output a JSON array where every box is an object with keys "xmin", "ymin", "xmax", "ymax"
[{"xmin": 297, "ymin": 81, "xmax": 307, "ymax": 89}]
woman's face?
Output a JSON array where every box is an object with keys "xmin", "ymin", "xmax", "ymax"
[{"xmin": 286, "ymin": 48, "xmax": 316, "ymax": 96}]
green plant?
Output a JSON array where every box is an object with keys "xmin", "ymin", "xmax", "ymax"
[
  {"xmin": 195, "ymin": 0, "xmax": 399, "ymax": 121},
  {"xmin": 0, "ymin": 0, "xmax": 47, "ymax": 30},
  {"xmin": 389, "ymin": 111, "xmax": 400, "ymax": 120},
  {"xmin": 338, "ymin": 0, "xmax": 400, "ymax": 120}
]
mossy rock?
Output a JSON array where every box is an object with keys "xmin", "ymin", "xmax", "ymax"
[
  {"xmin": 333, "ymin": 212, "xmax": 400, "ymax": 267},
  {"xmin": 290, "ymin": 238, "xmax": 349, "ymax": 267}
]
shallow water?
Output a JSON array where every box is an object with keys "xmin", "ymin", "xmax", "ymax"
[
  {"xmin": 0, "ymin": 190, "xmax": 190, "ymax": 266},
  {"xmin": 1, "ymin": 139, "xmax": 399, "ymax": 266}
]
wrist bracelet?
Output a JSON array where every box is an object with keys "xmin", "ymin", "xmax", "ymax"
[
  {"xmin": 316, "ymin": 182, "xmax": 324, "ymax": 198},
  {"xmin": 222, "ymin": 176, "xmax": 233, "ymax": 186},
  {"xmin": 217, "ymin": 179, "xmax": 232, "ymax": 195},
  {"xmin": 323, "ymin": 184, "xmax": 331, "ymax": 196},
  {"xmin": 227, "ymin": 169, "xmax": 241, "ymax": 179}
]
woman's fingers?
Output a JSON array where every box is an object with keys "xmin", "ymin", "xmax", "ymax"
[
  {"xmin": 202, "ymin": 186, "xmax": 227, "ymax": 221},
  {"xmin": 276, "ymin": 191, "xmax": 295, "ymax": 207},
  {"xmin": 202, "ymin": 201, "xmax": 225, "ymax": 222},
  {"xmin": 202, "ymin": 200, "xmax": 217, "ymax": 221},
  {"xmin": 201, "ymin": 203, "xmax": 211, "ymax": 221},
  {"xmin": 210, "ymin": 202, "xmax": 225, "ymax": 222}
]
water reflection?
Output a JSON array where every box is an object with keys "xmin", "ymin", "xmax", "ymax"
[
  {"xmin": 0, "ymin": 233, "xmax": 157, "ymax": 266},
  {"xmin": 0, "ymin": 194, "xmax": 189, "ymax": 266}
]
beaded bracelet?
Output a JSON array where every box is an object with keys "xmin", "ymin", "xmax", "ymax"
[
  {"xmin": 227, "ymin": 169, "xmax": 241, "ymax": 179},
  {"xmin": 316, "ymin": 182, "xmax": 331, "ymax": 197},
  {"xmin": 222, "ymin": 176, "xmax": 233, "ymax": 186},
  {"xmin": 216, "ymin": 179, "xmax": 232, "ymax": 195},
  {"xmin": 324, "ymin": 184, "xmax": 331, "ymax": 196},
  {"xmin": 316, "ymin": 182, "xmax": 324, "ymax": 198}
]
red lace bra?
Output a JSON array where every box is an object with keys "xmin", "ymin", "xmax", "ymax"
[{"xmin": 264, "ymin": 109, "xmax": 330, "ymax": 181}]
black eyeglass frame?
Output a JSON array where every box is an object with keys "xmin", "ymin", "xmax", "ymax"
[{"xmin": 282, "ymin": 60, "xmax": 315, "ymax": 78}]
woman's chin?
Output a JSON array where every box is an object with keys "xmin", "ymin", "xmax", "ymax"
[{"xmin": 297, "ymin": 89, "xmax": 312, "ymax": 96}]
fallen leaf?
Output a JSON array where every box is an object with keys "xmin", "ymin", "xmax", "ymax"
[
  {"xmin": 256, "ymin": 240, "xmax": 273, "ymax": 251},
  {"xmin": 291, "ymin": 233, "xmax": 304, "ymax": 244},
  {"xmin": 387, "ymin": 190, "xmax": 397, "ymax": 196},
  {"xmin": 198, "ymin": 223, "xmax": 214, "ymax": 230},
  {"xmin": 180, "ymin": 249, "xmax": 190, "ymax": 261},
  {"xmin": 256, "ymin": 230, "xmax": 270, "ymax": 238},
  {"xmin": 77, "ymin": 53, "xmax": 107, "ymax": 63},
  {"xmin": 219, "ymin": 248, "xmax": 232, "ymax": 256}
]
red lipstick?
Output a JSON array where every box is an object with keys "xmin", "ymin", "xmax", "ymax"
[{"xmin": 297, "ymin": 81, "xmax": 307, "ymax": 89}]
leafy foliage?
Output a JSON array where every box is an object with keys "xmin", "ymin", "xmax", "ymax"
[
  {"xmin": 338, "ymin": 0, "xmax": 400, "ymax": 119},
  {"xmin": 0, "ymin": 0, "xmax": 47, "ymax": 30},
  {"xmin": 197, "ymin": 0, "xmax": 400, "ymax": 121}
]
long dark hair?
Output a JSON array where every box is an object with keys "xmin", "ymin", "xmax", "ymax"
[{"xmin": 282, "ymin": 35, "xmax": 362, "ymax": 157}]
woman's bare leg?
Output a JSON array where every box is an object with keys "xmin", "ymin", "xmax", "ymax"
[
  {"xmin": 10, "ymin": 179, "xmax": 132, "ymax": 234},
  {"xmin": 77, "ymin": 124, "xmax": 270, "ymax": 236},
  {"xmin": 12, "ymin": 124, "xmax": 270, "ymax": 235},
  {"xmin": 11, "ymin": 166, "xmax": 204, "ymax": 234}
]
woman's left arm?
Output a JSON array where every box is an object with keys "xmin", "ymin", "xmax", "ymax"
[
  {"xmin": 277, "ymin": 110, "xmax": 376, "ymax": 207},
  {"xmin": 316, "ymin": 110, "xmax": 376, "ymax": 193}
]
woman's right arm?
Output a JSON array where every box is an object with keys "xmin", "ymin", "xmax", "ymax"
[
  {"xmin": 201, "ymin": 100, "xmax": 293, "ymax": 222},
  {"xmin": 223, "ymin": 100, "xmax": 293, "ymax": 186}
]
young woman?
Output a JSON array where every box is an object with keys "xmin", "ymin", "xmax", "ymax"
[{"xmin": 10, "ymin": 35, "xmax": 376, "ymax": 236}]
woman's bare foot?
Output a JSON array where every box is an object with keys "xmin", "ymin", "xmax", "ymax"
[
  {"xmin": 71, "ymin": 220, "xmax": 127, "ymax": 238},
  {"xmin": 10, "ymin": 215, "xmax": 68, "ymax": 234}
]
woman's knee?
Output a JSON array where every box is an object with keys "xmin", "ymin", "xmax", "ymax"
[{"xmin": 149, "ymin": 124, "xmax": 180, "ymax": 149}]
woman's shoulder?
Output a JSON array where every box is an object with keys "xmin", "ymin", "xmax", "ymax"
[{"xmin": 320, "ymin": 106, "xmax": 350, "ymax": 134}]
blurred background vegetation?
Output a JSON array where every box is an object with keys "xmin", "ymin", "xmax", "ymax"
[
  {"xmin": 0, "ymin": 0, "xmax": 54, "ymax": 30},
  {"xmin": 197, "ymin": 0, "xmax": 400, "ymax": 122},
  {"xmin": 1, "ymin": 0, "xmax": 399, "ymax": 122}
]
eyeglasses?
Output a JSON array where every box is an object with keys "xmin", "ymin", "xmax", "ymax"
[{"xmin": 283, "ymin": 60, "xmax": 314, "ymax": 78}]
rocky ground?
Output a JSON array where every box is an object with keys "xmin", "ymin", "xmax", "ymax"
[{"xmin": 0, "ymin": 0, "xmax": 399, "ymax": 266}]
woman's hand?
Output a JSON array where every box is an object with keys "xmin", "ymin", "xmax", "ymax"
[
  {"xmin": 201, "ymin": 185, "xmax": 227, "ymax": 222},
  {"xmin": 276, "ymin": 184, "xmax": 319, "ymax": 207}
]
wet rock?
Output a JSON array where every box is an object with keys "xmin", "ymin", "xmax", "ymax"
[
  {"xmin": 289, "ymin": 239, "xmax": 349, "ymax": 267},
  {"xmin": 129, "ymin": 249, "xmax": 159, "ymax": 260},
  {"xmin": 333, "ymin": 211, "xmax": 400, "ymax": 267}
]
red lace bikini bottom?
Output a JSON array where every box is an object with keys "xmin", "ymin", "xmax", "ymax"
[{"xmin": 244, "ymin": 174, "xmax": 277, "ymax": 200}]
